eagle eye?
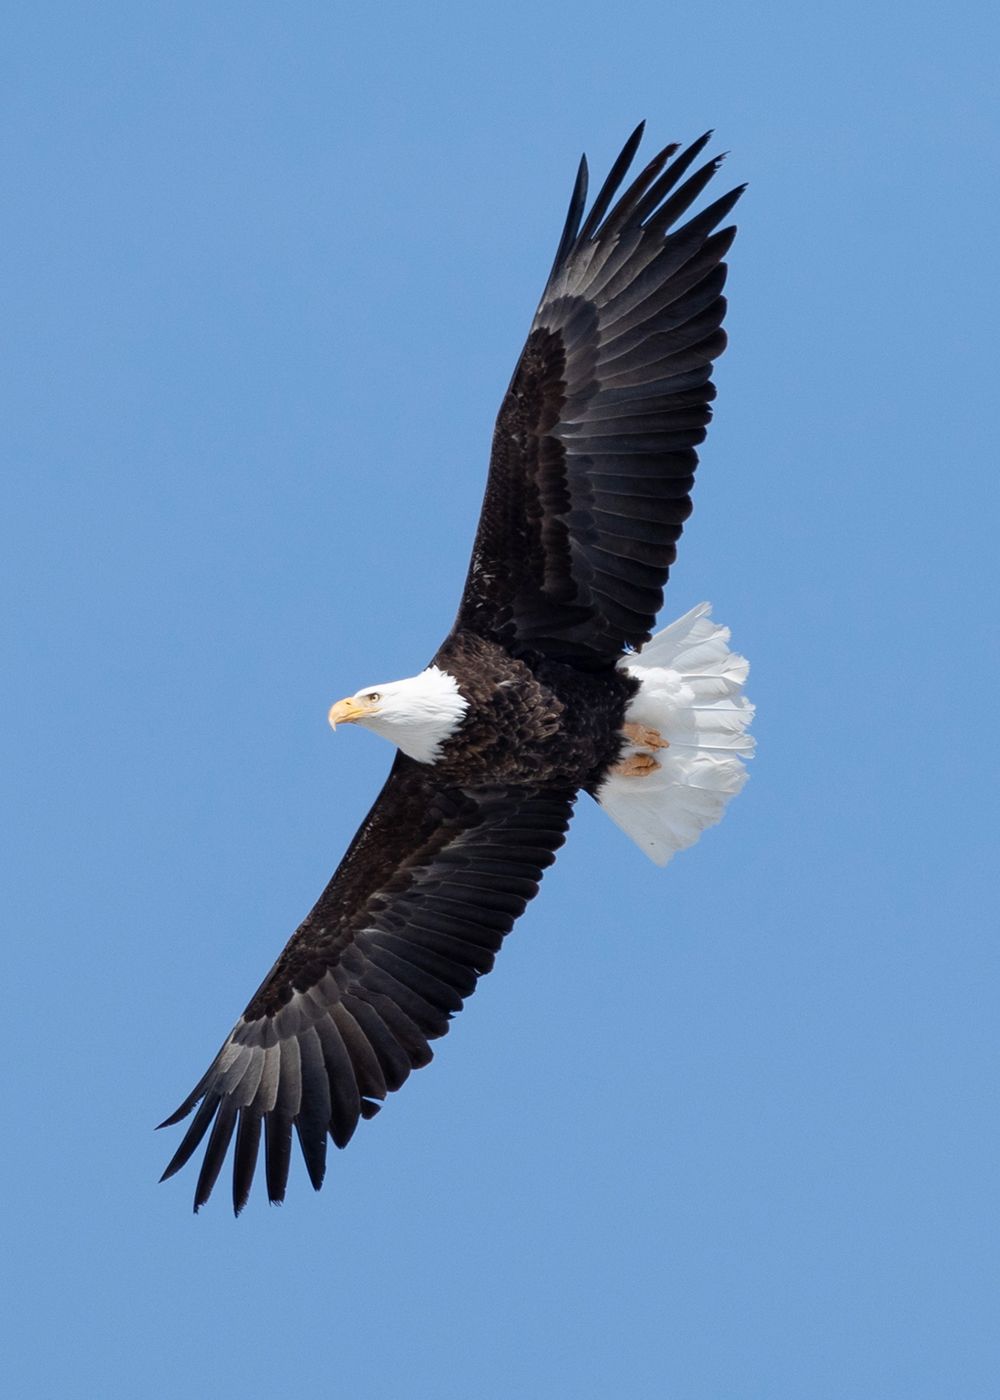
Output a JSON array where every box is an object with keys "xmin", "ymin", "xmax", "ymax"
[{"xmin": 366, "ymin": 692, "xmax": 381, "ymax": 703}]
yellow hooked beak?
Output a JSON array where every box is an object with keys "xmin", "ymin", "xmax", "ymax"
[{"xmin": 327, "ymin": 696, "xmax": 374, "ymax": 730}]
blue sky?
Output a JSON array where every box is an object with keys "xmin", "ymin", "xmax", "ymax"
[{"xmin": 3, "ymin": 2, "xmax": 998, "ymax": 1397}]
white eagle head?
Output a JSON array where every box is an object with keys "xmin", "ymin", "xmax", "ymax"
[{"xmin": 327, "ymin": 665, "xmax": 469, "ymax": 764}]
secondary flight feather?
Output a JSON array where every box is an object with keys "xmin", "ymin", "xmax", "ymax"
[{"xmin": 160, "ymin": 124, "xmax": 754, "ymax": 1213}]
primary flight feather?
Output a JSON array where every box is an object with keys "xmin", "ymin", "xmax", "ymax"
[{"xmin": 160, "ymin": 124, "xmax": 754, "ymax": 1213}]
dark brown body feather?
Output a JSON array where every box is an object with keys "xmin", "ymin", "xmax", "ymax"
[
  {"xmin": 160, "ymin": 124, "xmax": 741, "ymax": 1212},
  {"xmin": 432, "ymin": 630, "xmax": 635, "ymax": 789}
]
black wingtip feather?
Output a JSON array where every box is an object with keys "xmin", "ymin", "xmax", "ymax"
[
  {"xmin": 156, "ymin": 1085, "xmax": 203, "ymax": 1130},
  {"xmin": 629, "ymin": 140, "xmax": 719, "ymax": 230},
  {"xmin": 159, "ymin": 1092, "xmax": 219, "ymax": 1182},
  {"xmin": 193, "ymin": 1097, "xmax": 238, "ymax": 1211},
  {"xmin": 232, "ymin": 1108, "xmax": 262, "ymax": 1216},
  {"xmin": 643, "ymin": 157, "xmax": 729, "ymax": 236},
  {"xmin": 548, "ymin": 154, "xmax": 589, "ymax": 281},
  {"xmin": 265, "ymin": 1112, "xmax": 294, "ymax": 1205},
  {"xmin": 294, "ymin": 1118, "xmax": 328, "ymax": 1193},
  {"xmin": 576, "ymin": 122, "xmax": 647, "ymax": 245},
  {"xmin": 598, "ymin": 140, "xmax": 682, "ymax": 241}
]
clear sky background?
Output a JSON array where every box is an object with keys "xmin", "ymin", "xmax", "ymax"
[{"xmin": 3, "ymin": 3, "xmax": 998, "ymax": 1397}]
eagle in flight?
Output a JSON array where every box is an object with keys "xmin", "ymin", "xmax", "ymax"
[{"xmin": 160, "ymin": 124, "xmax": 754, "ymax": 1212}]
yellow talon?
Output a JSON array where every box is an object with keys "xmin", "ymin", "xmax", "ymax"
[
  {"xmin": 612, "ymin": 751, "xmax": 661, "ymax": 778},
  {"xmin": 622, "ymin": 722, "xmax": 669, "ymax": 750}
]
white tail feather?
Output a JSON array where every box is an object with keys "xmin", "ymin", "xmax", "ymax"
[{"xmin": 596, "ymin": 604, "xmax": 754, "ymax": 866}]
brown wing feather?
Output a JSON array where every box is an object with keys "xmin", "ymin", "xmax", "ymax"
[
  {"xmin": 160, "ymin": 755, "xmax": 575, "ymax": 1212},
  {"xmin": 456, "ymin": 127, "xmax": 744, "ymax": 666}
]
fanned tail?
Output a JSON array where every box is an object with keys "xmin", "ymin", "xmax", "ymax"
[{"xmin": 597, "ymin": 604, "xmax": 754, "ymax": 866}]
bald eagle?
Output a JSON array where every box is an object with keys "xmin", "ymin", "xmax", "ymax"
[{"xmin": 160, "ymin": 124, "xmax": 754, "ymax": 1213}]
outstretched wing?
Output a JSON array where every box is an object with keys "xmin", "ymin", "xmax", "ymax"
[
  {"xmin": 456, "ymin": 124, "xmax": 743, "ymax": 666},
  {"xmin": 160, "ymin": 756, "xmax": 574, "ymax": 1213}
]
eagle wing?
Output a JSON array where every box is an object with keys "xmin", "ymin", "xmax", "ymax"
[
  {"xmin": 455, "ymin": 124, "xmax": 743, "ymax": 666},
  {"xmin": 160, "ymin": 756, "xmax": 574, "ymax": 1212}
]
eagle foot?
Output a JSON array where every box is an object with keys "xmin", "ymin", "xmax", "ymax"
[
  {"xmin": 622, "ymin": 722, "xmax": 670, "ymax": 750},
  {"xmin": 612, "ymin": 751, "xmax": 661, "ymax": 778}
]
